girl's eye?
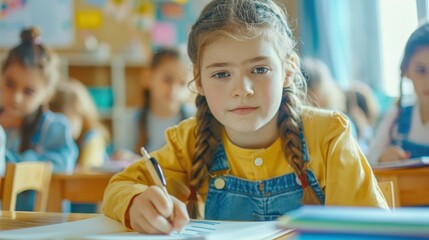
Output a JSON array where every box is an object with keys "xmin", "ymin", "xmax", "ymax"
[
  {"xmin": 5, "ymin": 79, "xmax": 16, "ymax": 89},
  {"xmin": 252, "ymin": 66, "xmax": 270, "ymax": 74},
  {"xmin": 416, "ymin": 66, "xmax": 427, "ymax": 75},
  {"xmin": 211, "ymin": 71, "xmax": 230, "ymax": 79},
  {"xmin": 24, "ymin": 88, "xmax": 35, "ymax": 96}
]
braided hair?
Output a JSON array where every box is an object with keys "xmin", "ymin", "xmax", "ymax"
[{"xmin": 187, "ymin": 0, "xmax": 320, "ymax": 218}]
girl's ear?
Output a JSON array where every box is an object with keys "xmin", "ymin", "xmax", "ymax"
[
  {"xmin": 283, "ymin": 71, "xmax": 293, "ymax": 88},
  {"xmin": 196, "ymin": 79, "xmax": 205, "ymax": 96},
  {"xmin": 283, "ymin": 70, "xmax": 292, "ymax": 88},
  {"xmin": 403, "ymin": 70, "xmax": 412, "ymax": 80}
]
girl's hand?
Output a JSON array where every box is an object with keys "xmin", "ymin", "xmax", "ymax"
[
  {"xmin": 379, "ymin": 146, "xmax": 410, "ymax": 163},
  {"xmin": 128, "ymin": 186, "xmax": 189, "ymax": 234}
]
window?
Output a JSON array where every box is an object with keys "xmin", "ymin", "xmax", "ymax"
[{"xmin": 378, "ymin": 0, "xmax": 419, "ymax": 97}]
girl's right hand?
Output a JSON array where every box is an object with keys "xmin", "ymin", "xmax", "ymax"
[
  {"xmin": 128, "ymin": 186, "xmax": 190, "ymax": 234},
  {"xmin": 379, "ymin": 146, "xmax": 410, "ymax": 163}
]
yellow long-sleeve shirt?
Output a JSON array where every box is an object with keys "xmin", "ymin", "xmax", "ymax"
[
  {"xmin": 103, "ymin": 107, "xmax": 388, "ymax": 226},
  {"xmin": 78, "ymin": 130, "xmax": 106, "ymax": 170}
]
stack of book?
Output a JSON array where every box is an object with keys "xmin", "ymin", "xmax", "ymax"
[{"xmin": 278, "ymin": 206, "xmax": 429, "ymax": 239}]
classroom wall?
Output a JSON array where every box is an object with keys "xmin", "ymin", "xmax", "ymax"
[
  {"xmin": 0, "ymin": 0, "xmax": 300, "ymax": 149},
  {"xmin": 0, "ymin": 0, "xmax": 300, "ymax": 57}
]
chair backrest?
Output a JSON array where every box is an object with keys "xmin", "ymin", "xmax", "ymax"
[
  {"xmin": 378, "ymin": 181, "xmax": 396, "ymax": 209},
  {"xmin": 1, "ymin": 162, "xmax": 53, "ymax": 211}
]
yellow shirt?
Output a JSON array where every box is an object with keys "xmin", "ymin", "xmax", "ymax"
[
  {"xmin": 103, "ymin": 107, "xmax": 388, "ymax": 226},
  {"xmin": 78, "ymin": 130, "xmax": 106, "ymax": 170}
]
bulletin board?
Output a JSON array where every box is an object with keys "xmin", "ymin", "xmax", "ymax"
[
  {"xmin": 151, "ymin": 0, "xmax": 208, "ymax": 48},
  {"xmin": 0, "ymin": 0, "xmax": 74, "ymax": 47}
]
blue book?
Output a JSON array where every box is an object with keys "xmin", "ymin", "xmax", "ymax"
[
  {"xmin": 372, "ymin": 157, "xmax": 429, "ymax": 169},
  {"xmin": 278, "ymin": 206, "xmax": 429, "ymax": 238}
]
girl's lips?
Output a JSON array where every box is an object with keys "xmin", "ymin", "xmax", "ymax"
[{"xmin": 229, "ymin": 107, "xmax": 258, "ymax": 114}]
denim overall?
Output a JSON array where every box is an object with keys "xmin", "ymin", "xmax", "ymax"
[
  {"xmin": 391, "ymin": 106, "xmax": 429, "ymax": 158},
  {"xmin": 204, "ymin": 129, "xmax": 325, "ymax": 221}
]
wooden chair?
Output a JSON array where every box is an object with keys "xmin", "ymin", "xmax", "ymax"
[
  {"xmin": 378, "ymin": 181, "xmax": 397, "ymax": 209},
  {"xmin": 1, "ymin": 162, "xmax": 53, "ymax": 211}
]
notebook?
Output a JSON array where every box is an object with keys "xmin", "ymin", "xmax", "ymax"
[
  {"xmin": 371, "ymin": 156, "xmax": 429, "ymax": 169},
  {"xmin": 278, "ymin": 206, "xmax": 429, "ymax": 238}
]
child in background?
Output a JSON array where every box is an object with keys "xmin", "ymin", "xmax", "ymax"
[
  {"xmin": 0, "ymin": 126, "xmax": 5, "ymax": 176},
  {"xmin": 50, "ymin": 79, "xmax": 109, "ymax": 170},
  {"xmin": 300, "ymin": 57, "xmax": 347, "ymax": 112},
  {"xmin": 103, "ymin": 0, "xmax": 387, "ymax": 234},
  {"xmin": 367, "ymin": 23, "xmax": 429, "ymax": 164},
  {"xmin": 345, "ymin": 81, "xmax": 380, "ymax": 154},
  {"xmin": 301, "ymin": 57, "xmax": 361, "ymax": 143},
  {"xmin": 136, "ymin": 48, "xmax": 195, "ymax": 153},
  {"xmin": 50, "ymin": 79, "xmax": 109, "ymax": 213},
  {"xmin": 114, "ymin": 48, "xmax": 195, "ymax": 160},
  {"xmin": 0, "ymin": 27, "xmax": 78, "ymax": 210}
]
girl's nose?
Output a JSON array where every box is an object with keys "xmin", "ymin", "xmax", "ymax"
[
  {"xmin": 232, "ymin": 75, "xmax": 254, "ymax": 97},
  {"xmin": 13, "ymin": 92, "xmax": 24, "ymax": 105}
]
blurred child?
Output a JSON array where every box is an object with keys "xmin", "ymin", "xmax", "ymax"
[
  {"xmin": 50, "ymin": 79, "xmax": 109, "ymax": 170},
  {"xmin": 301, "ymin": 57, "xmax": 347, "ymax": 112},
  {"xmin": 345, "ymin": 81, "xmax": 380, "ymax": 153},
  {"xmin": 0, "ymin": 126, "xmax": 5, "ymax": 176},
  {"xmin": 0, "ymin": 27, "xmax": 78, "ymax": 210},
  {"xmin": 367, "ymin": 23, "xmax": 429, "ymax": 164},
  {"xmin": 103, "ymin": 0, "xmax": 387, "ymax": 234},
  {"xmin": 114, "ymin": 48, "xmax": 195, "ymax": 160},
  {"xmin": 136, "ymin": 48, "xmax": 194, "ymax": 153}
]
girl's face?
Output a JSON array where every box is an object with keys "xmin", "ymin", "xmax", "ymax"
[
  {"xmin": 0, "ymin": 63, "xmax": 50, "ymax": 118},
  {"xmin": 150, "ymin": 58, "xmax": 190, "ymax": 115},
  {"xmin": 405, "ymin": 46, "xmax": 429, "ymax": 107},
  {"xmin": 199, "ymin": 37, "xmax": 287, "ymax": 139}
]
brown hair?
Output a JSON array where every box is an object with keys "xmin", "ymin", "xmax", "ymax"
[
  {"xmin": 49, "ymin": 79, "xmax": 110, "ymax": 149},
  {"xmin": 1, "ymin": 26, "xmax": 60, "ymax": 152},
  {"xmin": 398, "ymin": 22, "xmax": 429, "ymax": 107},
  {"xmin": 187, "ymin": 0, "xmax": 319, "ymax": 218}
]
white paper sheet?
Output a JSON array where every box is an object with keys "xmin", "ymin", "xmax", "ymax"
[
  {"xmin": 0, "ymin": 216, "xmax": 292, "ymax": 240},
  {"xmin": 0, "ymin": 216, "xmax": 126, "ymax": 240}
]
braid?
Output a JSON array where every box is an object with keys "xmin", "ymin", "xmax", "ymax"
[
  {"xmin": 188, "ymin": 95, "xmax": 220, "ymax": 218},
  {"xmin": 278, "ymin": 88, "xmax": 321, "ymax": 205}
]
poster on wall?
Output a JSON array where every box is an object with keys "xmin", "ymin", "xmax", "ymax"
[
  {"xmin": 152, "ymin": 0, "xmax": 209, "ymax": 48},
  {"xmin": 0, "ymin": 0, "xmax": 73, "ymax": 47}
]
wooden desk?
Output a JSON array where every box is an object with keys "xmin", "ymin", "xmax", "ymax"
[
  {"xmin": 373, "ymin": 166, "xmax": 429, "ymax": 206},
  {"xmin": 47, "ymin": 172, "xmax": 115, "ymax": 212},
  {"xmin": 0, "ymin": 211, "xmax": 100, "ymax": 230}
]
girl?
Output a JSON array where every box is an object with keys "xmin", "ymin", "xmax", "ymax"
[
  {"xmin": 345, "ymin": 81, "xmax": 380, "ymax": 154},
  {"xmin": 367, "ymin": 23, "xmax": 429, "ymax": 164},
  {"xmin": 0, "ymin": 27, "xmax": 78, "ymax": 210},
  {"xmin": 0, "ymin": 126, "xmax": 5, "ymax": 176},
  {"xmin": 103, "ymin": 0, "xmax": 387, "ymax": 234},
  {"xmin": 113, "ymin": 48, "xmax": 195, "ymax": 160},
  {"xmin": 50, "ymin": 78, "xmax": 109, "ymax": 213},
  {"xmin": 50, "ymin": 78, "xmax": 109, "ymax": 170},
  {"xmin": 301, "ymin": 57, "xmax": 347, "ymax": 112},
  {"xmin": 135, "ymin": 48, "xmax": 194, "ymax": 153}
]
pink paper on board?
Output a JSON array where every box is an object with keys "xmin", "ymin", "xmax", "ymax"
[{"xmin": 150, "ymin": 22, "xmax": 177, "ymax": 46}]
